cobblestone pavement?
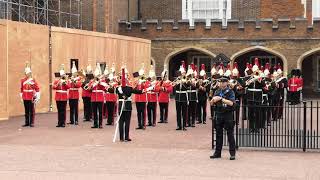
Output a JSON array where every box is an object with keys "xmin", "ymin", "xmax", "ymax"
[{"xmin": 0, "ymin": 103, "xmax": 320, "ymax": 180}]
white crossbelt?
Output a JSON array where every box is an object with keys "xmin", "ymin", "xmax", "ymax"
[
  {"xmin": 56, "ymin": 90, "xmax": 67, "ymax": 93},
  {"xmin": 23, "ymin": 90, "xmax": 34, "ymax": 92}
]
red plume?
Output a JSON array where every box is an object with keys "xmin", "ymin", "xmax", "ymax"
[
  {"xmin": 181, "ymin": 61, "xmax": 186, "ymax": 69},
  {"xmin": 201, "ymin": 64, "xmax": 205, "ymax": 70},
  {"xmin": 121, "ymin": 68, "xmax": 126, "ymax": 87}
]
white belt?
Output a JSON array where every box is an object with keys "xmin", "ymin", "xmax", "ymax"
[
  {"xmin": 23, "ymin": 90, "xmax": 34, "ymax": 92},
  {"xmin": 119, "ymin": 98, "xmax": 132, "ymax": 101},
  {"xmin": 92, "ymin": 90, "xmax": 104, "ymax": 93},
  {"xmin": 56, "ymin": 90, "xmax": 67, "ymax": 93},
  {"xmin": 290, "ymin": 84, "xmax": 297, "ymax": 86},
  {"xmin": 248, "ymin": 89, "xmax": 262, "ymax": 92},
  {"xmin": 176, "ymin": 91, "xmax": 187, "ymax": 93},
  {"xmin": 263, "ymin": 94, "xmax": 268, "ymax": 97},
  {"xmin": 187, "ymin": 90, "xmax": 197, "ymax": 93},
  {"xmin": 69, "ymin": 88, "xmax": 79, "ymax": 90},
  {"xmin": 147, "ymin": 92, "xmax": 157, "ymax": 94}
]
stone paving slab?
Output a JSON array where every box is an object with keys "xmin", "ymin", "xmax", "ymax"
[{"xmin": 0, "ymin": 103, "xmax": 319, "ymax": 180}]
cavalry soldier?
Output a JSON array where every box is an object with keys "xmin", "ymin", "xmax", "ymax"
[
  {"xmin": 68, "ymin": 62, "xmax": 82, "ymax": 125},
  {"xmin": 88, "ymin": 63, "xmax": 108, "ymax": 129},
  {"xmin": 288, "ymin": 69, "xmax": 303, "ymax": 105},
  {"xmin": 105, "ymin": 63, "xmax": 118, "ymax": 125},
  {"xmin": 273, "ymin": 64, "xmax": 287, "ymax": 121},
  {"xmin": 146, "ymin": 65, "xmax": 158, "ymax": 127},
  {"xmin": 262, "ymin": 63, "xmax": 274, "ymax": 126},
  {"xmin": 134, "ymin": 64, "xmax": 147, "ymax": 130},
  {"xmin": 20, "ymin": 62, "xmax": 40, "ymax": 127},
  {"xmin": 116, "ymin": 67, "xmax": 144, "ymax": 142},
  {"xmin": 53, "ymin": 64, "xmax": 70, "ymax": 128},
  {"xmin": 246, "ymin": 58, "xmax": 265, "ymax": 132},
  {"xmin": 229, "ymin": 62, "xmax": 244, "ymax": 125},
  {"xmin": 81, "ymin": 64, "xmax": 93, "ymax": 122},
  {"xmin": 209, "ymin": 63, "xmax": 219, "ymax": 120},
  {"xmin": 173, "ymin": 61, "xmax": 189, "ymax": 131},
  {"xmin": 197, "ymin": 64, "xmax": 209, "ymax": 124},
  {"xmin": 210, "ymin": 76, "xmax": 236, "ymax": 160},
  {"xmin": 186, "ymin": 64, "xmax": 197, "ymax": 127},
  {"xmin": 156, "ymin": 66, "xmax": 173, "ymax": 123}
]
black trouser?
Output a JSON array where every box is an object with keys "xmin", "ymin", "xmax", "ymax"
[
  {"xmin": 289, "ymin": 91, "xmax": 300, "ymax": 105},
  {"xmin": 210, "ymin": 105, "xmax": 214, "ymax": 119},
  {"xmin": 159, "ymin": 102, "xmax": 169, "ymax": 123},
  {"xmin": 147, "ymin": 102, "xmax": 157, "ymax": 125},
  {"xmin": 82, "ymin": 97, "xmax": 92, "ymax": 121},
  {"xmin": 188, "ymin": 101, "xmax": 197, "ymax": 126},
  {"xmin": 23, "ymin": 100, "xmax": 34, "ymax": 126},
  {"xmin": 214, "ymin": 116, "xmax": 236, "ymax": 156},
  {"xmin": 92, "ymin": 102, "xmax": 103, "ymax": 127},
  {"xmin": 197, "ymin": 100, "xmax": 207, "ymax": 123},
  {"xmin": 248, "ymin": 101, "xmax": 263, "ymax": 130},
  {"xmin": 56, "ymin": 101, "xmax": 67, "ymax": 126},
  {"xmin": 105, "ymin": 101, "xmax": 115, "ymax": 124},
  {"xmin": 119, "ymin": 110, "xmax": 131, "ymax": 140},
  {"xmin": 176, "ymin": 101, "xmax": 187, "ymax": 129},
  {"xmin": 136, "ymin": 102, "xmax": 146, "ymax": 128},
  {"xmin": 69, "ymin": 99, "xmax": 79, "ymax": 124}
]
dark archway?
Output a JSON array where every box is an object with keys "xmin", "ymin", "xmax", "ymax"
[
  {"xmin": 234, "ymin": 50, "xmax": 284, "ymax": 77},
  {"xmin": 168, "ymin": 50, "xmax": 218, "ymax": 81},
  {"xmin": 301, "ymin": 52, "xmax": 320, "ymax": 98}
]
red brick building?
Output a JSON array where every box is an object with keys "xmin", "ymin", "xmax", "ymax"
[{"xmin": 115, "ymin": 0, "xmax": 320, "ymax": 98}]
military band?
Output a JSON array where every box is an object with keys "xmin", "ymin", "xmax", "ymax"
[{"xmin": 21, "ymin": 57, "xmax": 303, "ymax": 151}]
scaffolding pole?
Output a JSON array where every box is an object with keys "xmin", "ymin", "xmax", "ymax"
[{"xmin": 0, "ymin": 0, "xmax": 82, "ymax": 29}]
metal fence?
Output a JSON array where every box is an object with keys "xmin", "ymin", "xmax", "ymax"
[{"xmin": 212, "ymin": 101, "xmax": 320, "ymax": 151}]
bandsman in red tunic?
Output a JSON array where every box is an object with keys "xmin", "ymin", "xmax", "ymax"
[
  {"xmin": 87, "ymin": 63, "xmax": 108, "ymax": 129},
  {"xmin": 53, "ymin": 64, "xmax": 70, "ymax": 128},
  {"xmin": 81, "ymin": 64, "xmax": 93, "ymax": 122},
  {"xmin": 105, "ymin": 63, "xmax": 118, "ymax": 125},
  {"xmin": 134, "ymin": 63, "xmax": 147, "ymax": 129},
  {"xmin": 156, "ymin": 66, "xmax": 173, "ymax": 123},
  {"xmin": 20, "ymin": 62, "xmax": 40, "ymax": 127},
  {"xmin": 67, "ymin": 62, "xmax": 82, "ymax": 125},
  {"xmin": 146, "ymin": 65, "xmax": 158, "ymax": 127}
]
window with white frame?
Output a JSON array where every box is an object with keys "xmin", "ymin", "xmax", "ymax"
[
  {"xmin": 182, "ymin": 0, "xmax": 231, "ymax": 20},
  {"xmin": 313, "ymin": 0, "xmax": 320, "ymax": 18},
  {"xmin": 302, "ymin": 0, "xmax": 320, "ymax": 18}
]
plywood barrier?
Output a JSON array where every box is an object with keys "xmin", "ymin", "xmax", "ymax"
[{"xmin": 0, "ymin": 20, "xmax": 151, "ymax": 119}]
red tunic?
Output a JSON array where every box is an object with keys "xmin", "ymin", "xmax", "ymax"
[
  {"xmin": 68, "ymin": 78, "xmax": 82, "ymax": 99},
  {"xmin": 156, "ymin": 80, "xmax": 173, "ymax": 103},
  {"xmin": 146, "ymin": 80, "xmax": 158, "ymax": 102},
  {"xmin": 89, "ymin": 79, "xmax": 107, "ymax": 102},
  {"xmin": 105, "ymin": 83, "xmax": 118, "ymax": 102},
  {"xmin": 53, "ymin": 79, "xmax": 70, "ymax": 101},
  {"xmin": 134, "ymin": 80, "xmax": 147, "ymax": 102},
  {"xmin": 288, "ymin": 77, "xmax": 301, "ymax": 92},
  {"xmin": 20, "ymin": 77, "xmax": 40, "ymax": 100}
]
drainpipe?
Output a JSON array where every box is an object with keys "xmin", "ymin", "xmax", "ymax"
[{"xmin": 49, "ymin": 26, "xmax": 53, "ymax": 112}]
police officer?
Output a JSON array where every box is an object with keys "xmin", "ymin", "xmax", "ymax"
[{"xmin": 210, "ymin": 76, "xmax": 236, "ymax": 160}]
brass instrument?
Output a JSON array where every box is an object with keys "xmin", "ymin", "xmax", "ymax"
[{"xmin": 245, "ymin": 75, "xmax": 259, "ymax": 86}]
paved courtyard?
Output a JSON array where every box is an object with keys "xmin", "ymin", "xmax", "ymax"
[{"xmin": 0, "ymin": 103, "xmax": 320, "ymax": 180}]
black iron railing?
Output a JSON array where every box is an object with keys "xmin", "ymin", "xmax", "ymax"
[{"xmin": 212, "ymin": 101, "xmax": 320, "ymax": 151}]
